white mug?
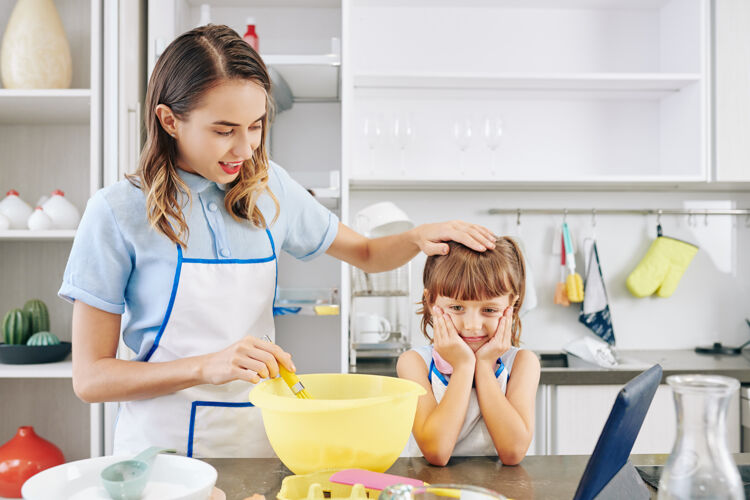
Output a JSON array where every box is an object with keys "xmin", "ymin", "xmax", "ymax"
[
  {"xmin": 355, "ymin": 201, "xmax": 414, "ymax": 238},
  {"xmin": 353, "ymin": 313, "xmax": 391, "ymax": 343}
]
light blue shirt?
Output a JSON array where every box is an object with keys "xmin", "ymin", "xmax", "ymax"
[{"xmin": 59, "ymin": 162, "xmax": 339, "ymax": 360}]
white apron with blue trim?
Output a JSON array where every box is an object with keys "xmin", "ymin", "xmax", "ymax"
[
  {"xmin": 113, "ymin": 229, "xmax": 277, "ymax": 458},
  {"xmin": 402, "ymin": 345, "xmax": 519, "ymax": 457}
]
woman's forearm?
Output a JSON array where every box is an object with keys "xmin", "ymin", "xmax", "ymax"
[
  {"xmin": 359, "ymin": 230, "xmax": 421, "ymax": 272},
  {"xmin": 326, "ymin": 221, "xmax": 496, "ymax": 273},
  {"xmin": 73, "ymin": 355, "xmax": 209, "ymax": 403},
  {"xmin": 475, "ymin": 362, "xmax": 533, "ymax": 464},
  {"xmin": 72, "ymin": 300, "xmax": 211, "ymax": 403}
]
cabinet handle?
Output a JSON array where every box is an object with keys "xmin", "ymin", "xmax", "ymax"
[{"xmin": 126, "ymin": 103, "xmax": 141, "ymax": 177}]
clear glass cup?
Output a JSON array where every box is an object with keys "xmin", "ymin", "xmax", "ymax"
[
  {"xmin": 379, "ymin": 484, "xmax": 507, "ymax": 500},
  {"xmin": 658, "ymin": 374, "xmax": 743, "ymax": 499}
]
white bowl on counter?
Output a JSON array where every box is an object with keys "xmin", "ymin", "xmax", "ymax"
[{"xmin": 22, "ymin": 453, "xmax": 217, "ymax": 500}]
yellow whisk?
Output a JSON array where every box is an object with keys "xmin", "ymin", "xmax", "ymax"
[
  {"xmin": 262, "ymin": 335, "xmax": 312, "ymax": 399},
  {"xmin": 279, "ymin": 364, "xmax": 312, "ymax": 399}
]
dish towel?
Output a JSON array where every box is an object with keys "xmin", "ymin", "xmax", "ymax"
[
  {"xmin": 513, "ymin": 236, "xmax": 538, "ymax": 316},
  {"xmin": 579, "ymin": 238, "xmax": 615, "ymax": 345}
]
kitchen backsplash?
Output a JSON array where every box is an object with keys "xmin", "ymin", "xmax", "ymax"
[{"xmin": 349, "ymin": 189, "xmax": 750, "ymax": 352}]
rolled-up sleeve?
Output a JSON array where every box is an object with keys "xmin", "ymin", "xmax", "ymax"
[
  {"xmin": 58, "ymin": 192, "xmax": 133, "ymax": 314},
  {"xmin": 274, "ymin": 164, "xmax": 339, "ymax": 261}
]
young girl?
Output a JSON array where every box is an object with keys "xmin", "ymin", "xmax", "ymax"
[
  {"xmin": 59, "ymin": 24, "xmax": 497, "ymax": 458},
  {"xmin": 398, "ymin": 238, "xmax": 541, "ymax": 466}
]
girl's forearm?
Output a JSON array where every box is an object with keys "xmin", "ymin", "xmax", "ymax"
[
  {"xmin": 416, "ymin": 365, "xmax": 474, "ymax": 464},
  {"xmin": 73, "ymin": 355, "xmax": 209, "ymax": 403},
  {"xmin": 474, "ymin": 363, "xmax": 533, "ymax": 464}
]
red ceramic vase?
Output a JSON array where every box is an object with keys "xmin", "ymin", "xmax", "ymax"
[{"xmin": 0, "ymin": 426, "xmax": 65, "ymax": 498}]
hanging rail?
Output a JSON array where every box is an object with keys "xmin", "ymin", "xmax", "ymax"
[{"xmin": 488, "ymin": 208, "xmax": 750, "ymax": 216}]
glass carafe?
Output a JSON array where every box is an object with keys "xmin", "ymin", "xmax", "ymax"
[{"xmin": 658, "ymin": 375, "xmax": 743, "ymax": 499}]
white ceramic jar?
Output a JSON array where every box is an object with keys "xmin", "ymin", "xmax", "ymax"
[
  {"xmin": 41, "ymin": 190, "xmax": 80, "ymax": 229},
  {"xmin": 27, "ymin": 206, "xmax": 53, "ymax": 230},
  {"xmin": 0, "ymin": 190, "xmax": 33, "ymax": 229}
]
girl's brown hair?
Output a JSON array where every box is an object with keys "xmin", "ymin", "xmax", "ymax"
[
  {"xmin": 418, "ymin": 237, "xmax": 526, "ymax": 347},
  {"xmin": 127, "ymin": 24, "xmax": 279, "ymax": 247}
]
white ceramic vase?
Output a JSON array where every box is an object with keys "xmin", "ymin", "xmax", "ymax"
[
  {"xmin": 27, "ymin": 206, "xmax": 53, "ymax": 230},
  {"xmin": 0, "ymin": 190, "xmax": 33, "ymax": 229},
  {"xmin": 41, "ymin": 190, "xmax": 80, "ymax": 229},
  {"xmin": 0, "ymin": 0, "xmax": 73, "ymax": 89}
]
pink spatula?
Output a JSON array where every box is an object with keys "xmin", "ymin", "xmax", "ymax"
[{"xmin": 329, "ymin": 469, "xmax": 426, "ymax": 490}]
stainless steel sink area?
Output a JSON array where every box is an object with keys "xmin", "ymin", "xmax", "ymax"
[
  {"xmin": 539, "ymin": 353, "xmax": 569, "ymax": 368},
  {"xmin": 536, "ymin": 351, "xmax": 654, "ymax": 370}
]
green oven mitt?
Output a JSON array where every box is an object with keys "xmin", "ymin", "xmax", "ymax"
[{"xmin": 626, "ymin": 236, "xmax": 698, "ymax": 298}]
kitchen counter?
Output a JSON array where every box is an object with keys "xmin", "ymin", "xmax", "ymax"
[
  {"xmin": 203, "ymin": 454, "xmax": 750, "ymax": 500},
  {"xmin": 538, "ymin": 349, "xmax": 750, "ymax": 385},
  {"xmin": 353, "ymin": 349, "xmax": 750, "ymax": 385}
]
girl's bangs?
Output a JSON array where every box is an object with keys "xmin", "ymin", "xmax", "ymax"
[{"xmin": 431, "ymin": 256, "xmax": 514, "ymax": 302}]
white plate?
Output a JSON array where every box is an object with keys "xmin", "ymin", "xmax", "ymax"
[{"xmin": 22, "ymin": 454, "xmax": 217, "ymax": 500}]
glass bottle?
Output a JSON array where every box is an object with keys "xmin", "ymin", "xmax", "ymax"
[
  {"xmin": 658, "ymin": 374, "xmax": 743, "ymax": 499},
  {"xmin": 243, "ymin": 17, "xmax": 259, "ymax": 52}
]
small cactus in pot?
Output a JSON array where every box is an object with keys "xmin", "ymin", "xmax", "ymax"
[{"xmin": 2, "ymin": 308, "xmax": 31, "ymax": 345}]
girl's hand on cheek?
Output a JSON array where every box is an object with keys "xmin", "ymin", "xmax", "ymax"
[
  {"xmin": 433, "ymin": 306, "xmax": 475, "ymax": 370},
  {"xmin": 476, "ymin": 306, "xmax": 513, "ymax": 367}
]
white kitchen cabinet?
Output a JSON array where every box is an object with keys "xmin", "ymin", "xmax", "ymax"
[
  {"xmin": 525, "ymin": 384, "xmax": 549, "ymax": 456},
  {"xmin": 342, "ymin": 0, "xmax": 711, "ymax": 185},
  {"xmin": 0, "ymin": 0, "xmax": 103, "ymax": 460},
  {"xmin": 714, "ymin": 0, "xmax": 750, "ymax": 182},
  {"xmin": 549, "ymin": 384, "xmax": 741, "ymax": 455}
]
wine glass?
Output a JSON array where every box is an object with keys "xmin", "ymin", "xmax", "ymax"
[
  {"xmin": 483, "ymin": 116, "xmax": 503, "ymax": 177},
  {"xmin": 363, "ymin": 114, "xmax": 383, "ymax": 175},
  {"xmin": 393, "ymin": 113, "xmax": 414, "ymax": 175},
  {"xmin": 453, "ymin": 118, "xmax": 472, "ymax": 175}
]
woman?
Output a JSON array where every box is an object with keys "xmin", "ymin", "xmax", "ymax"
[{"xmin": 60, "ymin": 24, "xmax": 496, "ymax": 458}]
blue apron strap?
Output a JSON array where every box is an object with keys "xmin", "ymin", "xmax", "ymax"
[
  {"xmin": 265, "ymin": 228, "xmax": 279, "ymax": 311},
  {"xmin": 494, "ymin": 358, "xmax": 506, "ymax": 378},
  {"xmin": 429, "ymin": 358, "xmax": 449, "ymax": 386},
  {"xmin": 265, "ymin": 228, "xmax": 276, "ymax": 259}
]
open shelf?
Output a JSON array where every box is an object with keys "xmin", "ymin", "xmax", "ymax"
[
  {"xmin": 0, "ymin": 360, "xmax": 72, "ymax": 378},
  {"xmin": 352, "ymin": 0, "xmax": 681, "ymax": 8},
  {"xmin": 265, "ymin": 53, "xmax": 340, "ymax": 101},
  {"xmin": 348, "ymin": 177, "xmax": 718, "ymax": 190},
  {"xmin": 0, "ymin": 230, "xmax": 77, "ymax": 241},
  {"xmin": 274, "ymin": 287, "xmax": 339, "ymax": 316},
  {"xmin": 353, "ymin": 72, "xmax": 701, "ymax": 96},
  {"xmin": 185, "ymin": 0, "xmax": 339, "ymax": 6},
  {"xmin": 352, "ymin": 290, "xmax": 409, "ymax": 297},
  {"xmin": 0, "ymin": 89, "xmax": 91, "ymax": 124}
]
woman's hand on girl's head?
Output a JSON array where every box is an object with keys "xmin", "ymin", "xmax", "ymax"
[
  {"xmin": 412, "ymin": 221, "xmax": 497, "ymax": 256},
  {"xmin": 432, "ymin": 306, "xmax": 475, "ymax": 370},
  {"xmin": 199, "ymin": 335, "xmax": 295, "ymax": 386},
  {"xmin": 475, "ymin": 306, "xmax": 513, "ymax": 368}
]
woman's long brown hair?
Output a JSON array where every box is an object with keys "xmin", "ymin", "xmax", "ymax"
[
  {"xmin": 418, "ymin": 237, "xmax": 527, "ymax": 347},
  {"xmin": 127, "ymin": 24, "xmax": 279, "ymax": 247}
]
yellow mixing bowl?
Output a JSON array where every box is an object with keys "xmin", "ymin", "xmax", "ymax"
[{"xmin": 248, "ymin": 373, "xmax": 426, "ymax": 475}]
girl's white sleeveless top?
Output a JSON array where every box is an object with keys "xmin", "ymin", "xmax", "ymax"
[{"xmin": 401, "ymin": 345, "xmax": 520, "ymax": 458}]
